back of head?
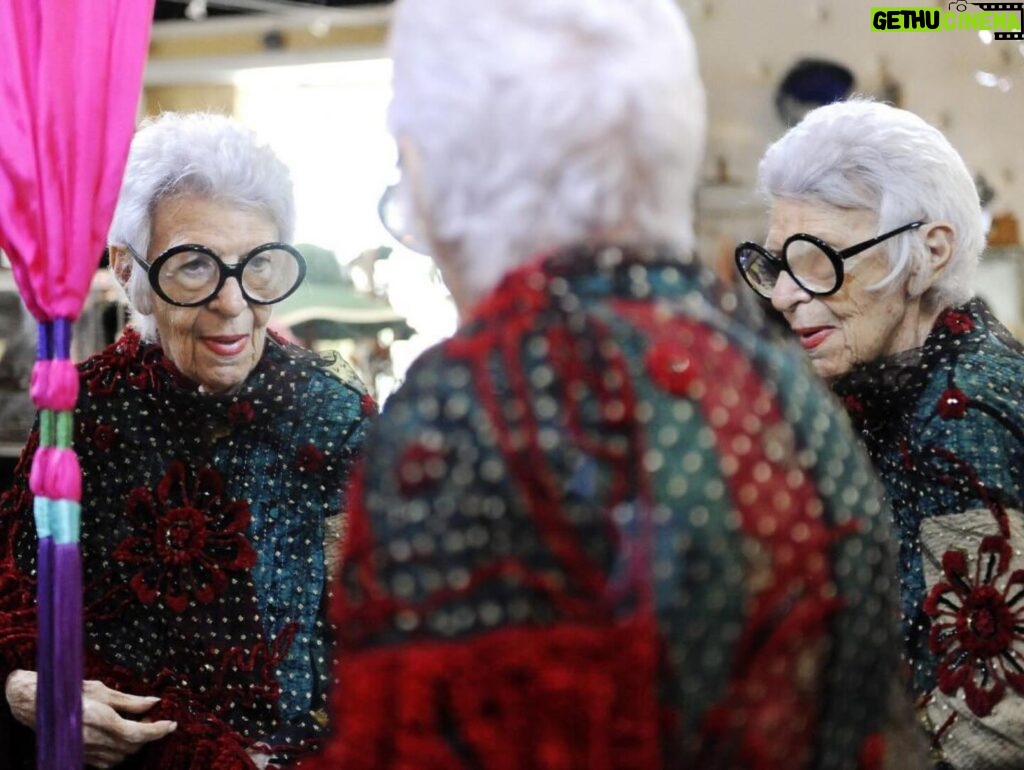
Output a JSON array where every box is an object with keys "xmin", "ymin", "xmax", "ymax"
[
  {"xmin": 388, "ymin": 0, "xmax": 706, "ymax": 301},
  {"xmin": 757, "ymin": 99, "xmax": 983, "ymax": 310},
  {"xmin": 108, "ymin": 112, "xmax": 295, "ymax": 339}
]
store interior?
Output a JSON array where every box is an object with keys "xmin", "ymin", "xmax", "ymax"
[{"xmin": 1, "ymin": 0, "xmax": 1022, "ymax": 476}]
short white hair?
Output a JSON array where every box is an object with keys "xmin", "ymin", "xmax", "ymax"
[
  {"xmin": 758, "ymin": 99, "xmax": 983, "ymax": 310},
  {"xmin": 388, "ymin": 0, "xmax": 706, "ymax": 304},
  {"xmin": 107, "ymin": 112, "xmax": 295, "ymax": 340}
]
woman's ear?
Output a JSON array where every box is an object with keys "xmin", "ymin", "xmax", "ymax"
[
  {"xmin": 108, "ymin": 246, "xmax": 133, "ymax": 288},
  {"xmin": 907, "ymin": 221, "xmax": 955, "ymax": 298},
  {"xmin": 108, "ymin": 245, "xmax": 153, "ymax": 315}
]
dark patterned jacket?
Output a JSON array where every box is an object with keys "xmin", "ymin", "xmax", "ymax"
[
  {"xmin": 0, "ymin": 327, "xmax": 374, "ymax": 769},
  {"xmin": 308, "ymin": 245, "xmax": 917, "ymax": 770}
]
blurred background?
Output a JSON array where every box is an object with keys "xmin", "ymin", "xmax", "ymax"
[{"xmin": 1, "ymin": 0, "xmax": 1022, "ymax": 477}]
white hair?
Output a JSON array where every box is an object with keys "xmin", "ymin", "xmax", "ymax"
[
  {"xmin": 758, "ymin": 99, "xmax": 983, "ymax": 310},
  {"xmin": 388, "ymin": 0, "xmax": 706, "ymax": 304},
  {"xmin": 107, "ymin": 112, "xmax": 295, "ymax": 340}
]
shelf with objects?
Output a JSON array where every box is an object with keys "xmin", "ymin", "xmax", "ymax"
[
  {"xmin": 975, "ymin": 211, "xmax": 1024, "ymax": 341},
  {"xmin": 0, "ymin": 252, "xmax": 122, "ymax": 473}
]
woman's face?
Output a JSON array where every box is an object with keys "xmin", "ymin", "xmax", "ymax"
[
  {"xmin": 145, "ymin": 194, "xmax": 278, "ymax": 394},
  {"xmin": 767, "ymin": 198, "xmax": 918, "ymax": 381}
]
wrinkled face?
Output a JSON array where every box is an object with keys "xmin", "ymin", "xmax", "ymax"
[
  {"xmin": 768, "ymin": 198, "xmax": 913, "ymax": 381},
  {"xmin": 145, "ymin": 194, "xmax": 277, "ymax": 394}
]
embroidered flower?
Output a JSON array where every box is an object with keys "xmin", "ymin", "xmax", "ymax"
[
  {"xmin": 113, "ymin": 461, "xmax": 256, "ymax": 614},
  {"xmin": 361, "ymin": 393, "xmax": 377, "ymax": 417},
  {"xmin": 80, "ymin": 329, "xmax": 143, "ymax": 396},
  {"xmin": 842, "ymin": 395, "xmax": 865, "ymax": 423},
  {"xmin": 943, "ymin": 310, "xmax": 974, "ymax": 336},
  {"xmin": 227, "ymin": 401, "xmax": 255, "ymax": 426},
  {"xmin": 923, "ymin": 536, "xmax": 1024, "ymax": 716},
  {"xmin": 936, "ymin": 387, "xmax": 969, "ymax": 420},
  {"xmin": 295, "ymin": 443, "xmax": 325, "ymax": 473},
  {"xmin": 80, "ymin": 327, "xmax": 186, "ymax": 395},
  {"xmin": 645, "ymin": 339, "xmax": 696, "ymax": 397},
  {"xmin": 92, "ymin": 423, "xmax": 116, "ymax": 452},
  {"xmin": 397, "ymin": 438, "xmax": 449, "ymax": 497}
]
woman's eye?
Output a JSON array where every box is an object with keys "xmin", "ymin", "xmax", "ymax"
[{"xmin": 182, "ymin": 258, "xmax": 213, "ymax": 274}]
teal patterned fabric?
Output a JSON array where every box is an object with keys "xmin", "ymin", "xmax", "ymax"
[{"xmin": 833, "ymin": 299, "xmax": 1024, "ymax": 766}]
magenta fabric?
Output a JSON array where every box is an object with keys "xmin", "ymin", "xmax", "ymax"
[{"xmin": 0, "ymin": 0, "xmax": 155, "ymax": 321}]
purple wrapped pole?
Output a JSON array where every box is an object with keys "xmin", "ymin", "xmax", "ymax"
[
  {"xmin": 51, "ymin": 318, "xmax": 83, "ymax": 769},
  {"xmin": 32, "ymin": 324, "xmax": 55, "ymax": 770}
]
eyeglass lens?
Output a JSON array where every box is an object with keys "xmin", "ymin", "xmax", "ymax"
[
  {"xmin": 737, "ymin": 241, "xmax": 839, "ymax": 297},
  {"xmin": 784, "ymin": 240, "xmax": 839, "ymax": 294},
  {"xmin": 378, "ymin": 183, "xmax": 431, "ymax": 255},
  {"xmin": 156, "ymin": 247, "xmax": 302, "ymax": 305},
  {"xmin": 736, "ymin": 247, "xmax": 779, "ymax": 297}
]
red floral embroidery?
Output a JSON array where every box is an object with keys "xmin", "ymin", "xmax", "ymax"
[
  {"xmin": 0, "ymin": 569, "xmax": 38, "ymax": 671},
  {"xmin": 858, "ymin": 734, "xmax": 886, "ymax": 770},
  {"xmin": 360, "ymin": 393, "xmax": 377, "ymax": 417},
  {"xmin": 923, "ymin": 536, "xmax": 1024, "ymax": 717},
  {"xmin": 943, "ymin": 310, "xmax": 974, "ymax": 335},
  {"xmin": 113, "ymin": 462, "xmax": 256, "ymax": 614},
  {"xmin": 936, "ymin": 387, "xmax": 969, "ymax": 420},
  {"xmin": 397, "ymin": 440, "xmax": 448, "ymax": 497},
  {"xmin": 843, "ymin": 395, "xmax": 865, "ymax": 423},
  {"xmin": 93, "ymin": 423, "xmax": 116, "ymax": 451},
  {"xmin": 80, "ymin": 327, "xmax": 186, "ymax": 395},
  {"xmin": 80, "ymin": 329, "xmax": 143, "ymax": 396},
  {"xmin": 204, "ymin": 624, "xmax": 297, "ymax": 712},
  {"xmin": 311, "ymin": 618, "xmax": 661, "ymax": 770},
  {"xmin": 645, "ymin": 338, "xmax": 696, "ymax": 396},
  {"xmin": 296, "ymin": 444, "xmax": 325, "ymax": 473},
  {"xmin": 227, "ymin": 401, "xmax": 255, "ymax": 426}
]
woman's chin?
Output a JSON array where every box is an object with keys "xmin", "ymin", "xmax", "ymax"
[
  {"xmin": 195, "ymin": 368, "xmax": 251, "ymax": 395},
  {"xmin": 809, "ymin": 355, "xmax": 852, "ymax": 382}
]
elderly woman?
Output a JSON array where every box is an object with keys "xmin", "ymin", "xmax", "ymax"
[
  {"xmin": 736, "ymin": 99, "xmax": 1024, "ymax": 767},
  {"xmin": 0, "ymin": 113, "xmax": 373, "ymax": 769},
  {"xmin": 306, "ymin": 2, "xmax": 924, "ymax": 769}
]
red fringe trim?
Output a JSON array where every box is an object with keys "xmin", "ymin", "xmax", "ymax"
[{"xmin": 304, "ymin": 619, "xmax": 661, "ymax": 770}]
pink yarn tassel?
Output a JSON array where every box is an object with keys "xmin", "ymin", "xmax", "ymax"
[
  {"xmin": 44, "ymin": 360, "xmax": 79, "ymax": 410},
  {"xmin": 42, "ymin": 449, "xmax": 82, "ymax": 502},
  {"xmin": 30, "ymin": 360, "xmax": 51, "ymax": 406},
  {"xmin": 30, "ymin": 447, "xmax": 53, "ymax": 496}
]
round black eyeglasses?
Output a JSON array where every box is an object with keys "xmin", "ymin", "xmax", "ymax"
[
  {"xmin": 126, "ymin": 242, "xmax": 307, "ymax": 308},
  {"xmin": 735, "ymin": 221, "xmax": 924, "ymax": 299}
]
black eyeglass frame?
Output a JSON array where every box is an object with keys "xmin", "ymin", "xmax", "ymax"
[
  {"xmin": 125, "ymin": 242, "xmax": 307, "ymax": 308},
  {"xmin": 735, "ymin": 220, "xmax": 925, "ymax": 299}
]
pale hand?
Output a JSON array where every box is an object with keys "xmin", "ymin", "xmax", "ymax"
[{"xmin": 5, "ymin": 669, "xmax": 177, "ymax": 769}]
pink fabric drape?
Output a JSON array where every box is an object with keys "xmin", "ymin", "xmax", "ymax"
[{"xmin": 0, "ymin": 0, "xmax": 154, "ymax": 320}]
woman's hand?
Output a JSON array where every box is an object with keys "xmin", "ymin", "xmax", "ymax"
[{"xmin": 5, "ymin": 670, "xmax": 177, "ymax": 768}]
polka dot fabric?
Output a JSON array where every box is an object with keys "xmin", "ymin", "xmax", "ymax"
[
  {"xmin": 306, "ymin": 245, "xmax": 915, "ymax": 770},
  {"xmin": 832, "ymin": 299, "xmax": 1024, "ymax": 767},
  {"xmin": 0, "ymin": 327, "xmax": 374, "ymax": 769}
]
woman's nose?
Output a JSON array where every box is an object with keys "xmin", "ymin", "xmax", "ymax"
[
  {"xmin": 770, "ymin": 269, "xmax": 812, "ymax": 313},
  {"xmin": 207, "ymin": 276, "xmax": 248, "ymax": 316}
]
